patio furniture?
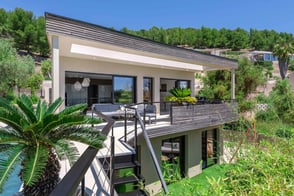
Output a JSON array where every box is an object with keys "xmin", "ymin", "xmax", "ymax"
[
  {"xmin": 137, "ymin": 104, "xmax": 156, "ymax": 124},
  {"xmin": 92, "ymin": 104, "xmax": 125, "ymax": 118}
]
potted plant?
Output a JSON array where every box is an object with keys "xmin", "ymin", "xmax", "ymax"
[
  {"xmin": 0, "ymin": 94, "xmax": 106, "ymax": 196},
  {"xmin": 164, "ymin": 87, "xmax": 197, "ymax": 105}
]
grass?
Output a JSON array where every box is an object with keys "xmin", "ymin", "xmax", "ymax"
[
  {"xmin": 256, "ymin": 120, "xmax": 290, "ymax": 136},
  {"xmin": 157, "ymin": 164, "xmax": 232, "ymax": 195}
]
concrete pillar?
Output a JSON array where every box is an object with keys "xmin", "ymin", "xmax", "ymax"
[
  {"xmin": 231, "ymin": 69, "xmax": 236, "ymax": 100},
  {"xmin": 154, "ymin": 77, "xmax": 160, "ymax": 114},
  {"xmin": 137, "ymin": 75, "xmax": 143, "ymax": 103},
  {"xmin": 52, "ymin": 36, "xmax": 59, "ymax": 102}
]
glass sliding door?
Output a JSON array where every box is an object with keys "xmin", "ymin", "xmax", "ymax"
[
  {"xmin": 113, "ymin": 76, "xmax": 136, "ymax": 104},
  {"xmin": 143, "ymin": 77, "xmax": 153, "ymax": 103}
]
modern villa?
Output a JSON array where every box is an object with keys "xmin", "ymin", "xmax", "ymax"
[{"xmin": 46, "ymin": 13, "xmax": 238, "ymax": 195}]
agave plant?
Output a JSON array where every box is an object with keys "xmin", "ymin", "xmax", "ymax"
[
  {"xmin": 164, "ymin": 88, "xmax": 197, "ymax": 104},
  {"xmin": 0, "ymin": 94, "xmax": 105, "ymax": 196},
  {"xmin": 169, "ymin": 87, "xmax": 192, "ymax": 98}
]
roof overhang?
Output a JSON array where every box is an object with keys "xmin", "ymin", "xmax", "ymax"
[
  {"xmin": 46, "ymin": 13, "xmax": 238, "ymax": 72},
  {"xmin": 70, "ymin": 43, "xmax": 204, "ymax": 71}
]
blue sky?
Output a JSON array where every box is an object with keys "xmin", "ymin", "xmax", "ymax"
[{"xmin": 2, "ymin": 0, "xmax": 294, "ymax": 34}]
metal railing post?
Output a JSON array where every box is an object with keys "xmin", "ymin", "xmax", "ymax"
[
  {"xmin": 110, "ymin": 136, "xmax": 115, "ymax": 196},
  {"xmin": 124, "ymin": 107, "xmax": 127, "ymax": 142},
  {"xmin": 81, "ymin": 177, "xmax": 85, "ymax": 196},
  {"xmin": 134, "ymin": 115, "xmax": 138, "ymax": 155}
]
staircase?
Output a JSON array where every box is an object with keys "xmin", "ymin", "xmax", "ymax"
[
  {"xmin": 99, "ymin": 153, "xmax": 147, "ymax": 196},
  {"xmin": 96, "ymin": 105, "xmax": 168, "ymax": 195}
]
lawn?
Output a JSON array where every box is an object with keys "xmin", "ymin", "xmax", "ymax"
[{"xmin": 157, "ymin": 164, "xmax": 232, "ymax": 195}]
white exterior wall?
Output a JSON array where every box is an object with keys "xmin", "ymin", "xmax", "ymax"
[{"xmin": 58, "ymin": 56, "xmax": 195, "ymax": 108}]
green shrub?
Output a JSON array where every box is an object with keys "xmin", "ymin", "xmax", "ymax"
[
  {"xmin": 223, "ymin": 117, "xmax": 252, "ymax": 132},
  {"xmin": 275, "ymin": 127, "xmax": 294, "ymax": 138},
  {"xmin": 161, "ymin": 157, "xmax": 182, "ymax": 184},
  {"xmin": 255, "ymin": 107, "xmax": 279, "ymax": 122},
  {"xmin": 255, "ymin": 93, "xmax": 269, "ymax": 103},
  {"xmin": 288, "ymin": 59, "xmax": 294, "ymax": 71},
  {"xmin": 254, "ymin": 61, "xmax": 273, "ymax": 70},
  {"xmin": 238, "ymin": 100, "xmax": 255, "ymax": 112}
]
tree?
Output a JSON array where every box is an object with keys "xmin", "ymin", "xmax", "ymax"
[
  {"xmin": 270, "ymin": 79, "xmax": 294, "ymax": 124},
  {"xmin": 0, "ymin": 39, "xmax": 35, "ymax": 97},
  {"xmin": 26, "ymin": 72, "xmax": 44, "ymax": 96},
  {"xmin": 236, "ymin": 57, "xmax": 265, "ymax": 97},
  {"xmin": 41, "ymin": 59, "xmax": 52, "ymax": 80},
  {"xmin": 34, "ymin": 16, "xmax": 50, "ymax": 56},
  {"xmin": 0, "ymin": 8, "xmax": 9, "ymax": 37},
  {"xmin": 0, "ymin": 95, "xmax": 105, "ymax": 195},
  {"xmin": 273, "ymin": 38, "xmax": 294, "ymax": 79},
  {"xmin": 199, "ymin": 57, "xmax": 265, "ymax": 101}
]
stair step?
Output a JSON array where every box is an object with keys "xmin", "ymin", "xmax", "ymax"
[
  {"xmin": 98, "ymin": 153, "xmax": 136, "ymax": 164},
  {"xmin": 118, "ymin": 189, "xmax": 147, "ymax": 196},
  {"xmin": 114, "ymin": 161, "xmax": 141, "ymax": 170},
  {"xmin": 113, "ymin": 175, "xmax": 139, "ymax": 185}
]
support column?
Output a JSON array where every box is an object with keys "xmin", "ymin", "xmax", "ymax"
[
  {"xmin": 231, "ymin": 69, "xmax": 236, "ymax": 100},
  {"xmin": 52, "ymin": 36, "xmax": 60, "ymax": 102}
]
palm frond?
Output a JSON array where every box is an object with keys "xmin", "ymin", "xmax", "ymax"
[
  {"xmin": 16, "ymin": 95, "xmax": 37, "ymax": 123},
  {"xmin": 61, "ymin": 127, "xmax": 106, "ymax": 149},
  {"xmin": 0, "ymin": 127, "xmax": 21, "ymax": 137},
  {"xmin": 45, "ymin": 97, "xmax": 63, "ymax": 116},
  {"xmin": 43, "ymin": 114, "xmax": 59, "ymax": 129},
  {"xmin": 0, "ymin": 98, "xmax": 27, "ymax": 130},
  {"xmin": 0, "ymin": 145, "xmax": 24, "ymax": 192},
  {"xmin": 42, "ymin": 115, "xmax": 89, "ymax": 135},
  {"xmin": 23, "ymin": 121, "xmax": 43, "ymax": 133},
  {"xmin": 0, "ymin": 130, "xmax": 26, "ymax": 145},
  {"xmin": 35, "ymin": 100, "xmax": 47, "ymax": 121},
  {"xmin": 0, "ymin": 97, "xmax": 20, "ymax": 115},
  {"xmin": 84, "ymin": 116, "xmax": 103, "ymax": 125},
  {"xmin": 59, "ymin": 103, "xmax": 87, "ymax": 116},
  {"xmin": 0, "ymin": 111, "xmax": 24, "ymax": 132},
  {"xmin": 22, "ymin": 143, "xmax": 49, "ymax": 186},
  {"xmin": 0, "ymin": 144, "xmax": 11, "ymax": 152},
  {"xmin": 54, "ymin": 140, "xmax": 79, "ymax": 166}
]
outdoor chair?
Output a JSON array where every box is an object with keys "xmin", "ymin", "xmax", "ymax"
[{"xmin": 144, "ymin": 104, "xmax": 157, "ymax": 124}]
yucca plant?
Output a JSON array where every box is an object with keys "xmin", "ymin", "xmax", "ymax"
[{"xmin": 0, "ymin": 94, "xmax": 105, "ymax": 196}]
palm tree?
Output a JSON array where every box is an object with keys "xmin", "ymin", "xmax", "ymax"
[
  {"xmin": 273, "ymin": 39, "xmax": 294, "ymax": 79},
  {"xmin": 0, "ymin": 94, "xmax": 105, "ymax": 195}
]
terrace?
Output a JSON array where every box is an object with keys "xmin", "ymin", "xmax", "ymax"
[{"xmin": 50, "ymin": 100, "xmax": 238, "ymax": 196}]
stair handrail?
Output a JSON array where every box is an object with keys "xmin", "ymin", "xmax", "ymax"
[{"xmin": 134, "ymin": 109, "xmax": 169, "ymax": 194}]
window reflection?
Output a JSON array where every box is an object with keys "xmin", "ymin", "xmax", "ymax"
[
  {"xmin": 143, "ymin": 77, "xmax": 153, "ymax": 102},
  {"xmin": 113, "ymin": 76, "xmax": 135, "ymax": 104}
]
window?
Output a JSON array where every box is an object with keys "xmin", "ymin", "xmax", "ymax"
[
  {"xmin": 143, "ymin": 77, "xmax": 153, "ymax": 102},
  {"xmin": 113, "ymin": 76, "xmax": 136, "ymax": 104},
  {"xmin": 175, "ymin": 80, "xmax": 190, "ymax": 89},
  {"xmin": 161, "ymin": 136, "xmax": 185, "ymax": 182}
]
